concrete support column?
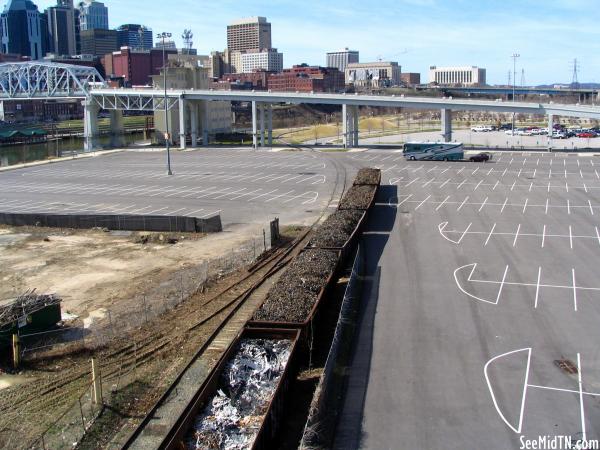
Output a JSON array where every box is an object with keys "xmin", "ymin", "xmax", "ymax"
[
  {"xmin": 342, "ymin": 104, "xmax": 349, "ymax": 149},
  {"xmin": 441, "ymin": 108, "xmax": 452, "ymax": 142},
  {"xmin": 252, "ymin": 101, "xmax": 258, "ymax": 149},
  {"xmin": 179, "ymin": 97, "xmax": 187, "ymax": 150},
  {"xmin": 548, "ymin": 114, "xmax": 554, "ymax": 152},
  {"xmin": 83, "ymin": 99, "xmax": 100, "ymax": 152},
  {"xmin": 352, "ymin": 106, "xmax": 359, "ymax": 147},
  {"xmin": 190, "ymin": 102, "xmax": 198, "ymax": 148},
  {"xmin": 259, "ymin": 103, "xmax": 265, "ymax": 147},
  {"xmin": 109, "ymin": 109, "xmax": 125, "ymax": 148},
  {"xmin": 267, "ymin": 104, "xmax": 273, "ymax": 146},
  {"xmin": 202, "ymin": 101, "xmax": 209, "ymax": 146}
]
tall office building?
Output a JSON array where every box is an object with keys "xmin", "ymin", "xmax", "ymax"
[
  {"xmin": 77, "ymin": 0, "xmax": 108, "ymax": 31},
  {"xmin": 0, "ymin": 0, "xmax": 44, "ymax": 59},
  {"xmin": 46, "ymin": 0, "xmax": 77, "ymax": 56},
  {"xmin": 116, "ymin": 24, "xmax": 152, "ymax": 50},
  {"xmin": 326, "ymin": 48, "xmax": 359, "ymax": 72},
  {"xmin": 80, "ymin": 28, "xmax": 117, "ymax": 56},
  {"xmin": 428, "ymin": 66, "xmax": 486, "ymax": 86},
  {"xmin": 227, "ymin": 17, "xmax": 271, "ymax": 52}
]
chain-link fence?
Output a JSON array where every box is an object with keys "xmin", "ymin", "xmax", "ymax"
[
  {"xmin": 300, "ymin": 243, "xmax": 365, "ymax": 449},
  {"xmin": 19, "ymin": 223, "xmax": 277, "ymax": 357}
]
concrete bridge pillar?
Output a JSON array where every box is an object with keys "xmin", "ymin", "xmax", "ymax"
[
  {"xmin": 190, "ymin": 102, "xmax": 198, "ymax": 148},
  {"xmin": 342, "ymin": 104, "xmax": 349, "ymax": 149},
  {"xmin": 252, "ymin": 101, "xmax": 258, "ymax": 149},
  {"xmin": 259, "ymin": 103, "xmax": 266, "ymax": 147},
  {"xmin": 83, "ymin": 99, "xmax": 100, "ymax": 152},
  {"xmin": 267, "ymin": 104, "xmax": 273, "ymax": 146},
  {"xmin": 109, "ymin": 109, "xmax": 125, "ymax": 148},
  {"xmin": 352, "ymin": 106, "xmax": 359, "ymax": 147},
  {"xmin": 548, "ymin": 114, "xmax": 554, "ymax": 152},
  {"xmin": 179, "ymin": 97, "xmax": 187, "ymax": 150},
  {"xmin": 202, "ymin": 101, "xmax": 209, "ymax": 146},
  {"xmin": 441, "ymin": 108, "xmax": 452, "ymax": 142}
]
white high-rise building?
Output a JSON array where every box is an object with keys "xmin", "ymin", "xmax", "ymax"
[
  {"xmin": 241, "ymin": 48, "xmax": 283, "ymax": 73},
  {"xmin": 429, "ymin": 66, "xmax": 486, "ymax": 86},
  {"xmin": 327, "ymin": 48, "xmax": 359, "ymax": 72}
]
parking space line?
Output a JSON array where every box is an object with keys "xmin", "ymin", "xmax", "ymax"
[
  {"xmin": 534, "ymin": 267, "xmax": 542, "ymax": 308},
  {"xmin": 501, "ymin": 198, "xmax": 508, "ymax": 213},
  {"xmin": 436, "ymin": 196, "xmax": 451, "ymax": 211},
  {"xmin": 577, "ymin": 353, "xmax": 587, "ymax": 442},
  {"xmin": 589, "ymin": 200, "xmax": 594, "ymax": 216},
  {"xmin": 479, "ymin": 197, "xmax": 488, "ymax": 212},
  {"xmin": 484, "ymin": 223, "xmax": 496, "ymax": 246},
  {"xmin": 474, "ymin": 180, "xmax": 483, "ymax": 191},
  {"xmin": 522, "ymin": 198, "xmax": 529, "ymax": 214},
  {"xmin": 545, "ymin": 199, "xmax": 549, "ymax": 215},
  {"xmin": 414, "ymin": 195, "xmax": 431, "ymax": 210},
  {"xmin": 572, "ymin": 268, "xmax": 578, "ymax": 312},
  {"xmin": 569, "ymin": 226, "xmax": 574, "ymax": 249},
  {"xmin": 596, "ymin": 227, "xmax": 600, "ymax": 246},
  {"xmin": 457, "ymin": 180, "xmax": 467, "ymax": 190},
  {"xmin": 265, "ymin": 190, "xmax": 295, "ymax": 202},
  {"xmin": 542, "ymin": 225, "xmax": 547, "ymax": 248},
  {"xmin": 457, "ymin": 196, "xmax": 469, "ymax": 211},
  {"xmin": 567, "ymin": 199, "xmax": 571, "ymax": 215}
]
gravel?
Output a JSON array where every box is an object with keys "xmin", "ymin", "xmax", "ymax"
[
  {"xmin": 353, "ymin": 168, "xmax": 381, "ymax": 186},
  {"xmin": 308, "ymin": 210, "xmax": 364, "ymax": 249},
  {"xmin": 338, "ymin": 185, "xmax": 377, "ymax": 210},
  {"xmin": 253, "ymin": 249, "xmax": 339, "ymax": 323}
]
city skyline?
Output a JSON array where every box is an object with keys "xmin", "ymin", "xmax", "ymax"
[{"xmin": 26, "ymin": 0, "xmax": 600, "ymax": 85}]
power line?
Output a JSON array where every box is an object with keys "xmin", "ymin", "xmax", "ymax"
[
  {"xmin": 572, "ymin": 58, "xmax": 580, "ymax": 88},
  {"xmin": 520, "ymin": 69, "xmax": 526, "ymax": 87}
]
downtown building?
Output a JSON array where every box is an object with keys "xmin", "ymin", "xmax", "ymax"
[
  {"xmin": 116, "ymin": 24, "xmax": 153, "ymax": 51},
  {"xmin": 0, "ymin": 0, "xmax": 44, "ymax": 59},
  {"xmin": 268, "ymin": 65, "xmax": 345, "ymax": 93},
  {"xmin": 346, "ymin": 61, "xmax": 401, "ymax": 87},
  {"xmin": 102, "ymin": 46, "xmax": 176, "ymax": 86},
  {"xmin": 46, "ymin": 0, "xmax": 78, "ymax": 56},
  {"xmin": 77, "ymin": 0, "xmax": 108, "ymax": 31},
  {"xmin": 428, "ymin": 65, "xmax": 486, "ymax": 86},
  {"xmin": 326, "ymin": 48, "xmax": 359, "ymax": 72}
]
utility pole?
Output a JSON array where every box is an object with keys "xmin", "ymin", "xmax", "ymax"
[
  {"xmin": 511, "ymin": 53, "xmax": 520, "ymax": 135},
  {"xmin": 157, "ymin": 32, "xmax": 173, "ymax": 175},
  {"xmin": 572, "ymin": 58, "xmax": 580, "ymax": 89}
]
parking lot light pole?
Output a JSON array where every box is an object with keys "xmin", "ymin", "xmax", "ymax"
[
  {"xmin": 158, "ymin": 32, "xmax": 173, "ymax": 176},
  {"xmin": 511, "ymin": 53, "xmax": 520, "ymax": 136}
]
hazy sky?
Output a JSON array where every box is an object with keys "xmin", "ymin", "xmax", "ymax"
[{"xmin": 32, "ymin": 0, "xmax": 600, "ymax": 85}]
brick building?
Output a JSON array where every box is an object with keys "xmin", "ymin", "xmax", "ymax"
[
  {"xmin": 219, "ymin": 70, "xmax": 271, "ymax": 90},
  {"xmin": 102, "ymin": 46, "xmax": 176, "ymax": 87},
  {"xmin": 400, "ymin": 72, "xmax": 421, "ymax": 86},
  {"xmin": 268, "ymin": 65, "xmax": 344, "ymax": 93}
]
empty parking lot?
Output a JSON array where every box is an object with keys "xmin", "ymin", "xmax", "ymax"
[
  {"xmin": 336, "ymin": 150, "xmax": 600, "ymax": 449},
  {"xmin": 0, "ymin": 148, "xmax": 347, "ymax": 227}
]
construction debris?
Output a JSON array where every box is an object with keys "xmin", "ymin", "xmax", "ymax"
[
  {"xmin": 253, "ymin": 249, "xmax": 339, "ymax": 323},
  {"xmin": 308, "ymin": 210, "xmax": 363, "ymax": 249},
  {"xmin": 353, "ymin": 168, "xmax": 381, "ymax": 186},
  {"xmin": 0, "ymin": 290, "xmax": 61, "ymax": 328},
  {"xmin": 187, "ymin": 338, "xmax": 292, "ymax": 450},
  {"xmin": 338, "ymin": 185, "xmax": 377, "ymax": 210}
]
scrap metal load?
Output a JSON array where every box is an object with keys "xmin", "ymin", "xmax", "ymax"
[
  {"xmin": 253, "ymin": 250, "xmax": 339, "ymax": 323},
  {"xmin": 186, "ymin": 338, "xmax": 292, "ymax": 450},
  {"xmin": 252, "ymin": 168, "xmax": 380, "ymax": 325},
  {"xmin": 0, "ymin": 290, "xmax": 62, "ymax": 345}
]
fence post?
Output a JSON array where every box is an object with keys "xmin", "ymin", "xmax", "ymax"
[
  {"xmin": 263, "ymin": 229, "xmax": 267, "ymax": 252},
  {"xmin": 12, "ymin": 334, "xmax": 20, "ymax": 369},
  {"xmin": 91, "ymin": 358, "xmax": 102, "ymax": 405},
  {"xmin": 78, "ymin": 397, "xmax": 86, "ymax": 430}
]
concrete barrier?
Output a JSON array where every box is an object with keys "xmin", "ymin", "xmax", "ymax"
[{"xmin": 0, "ymin": 212, "xmax": 222, "ymax": 233}]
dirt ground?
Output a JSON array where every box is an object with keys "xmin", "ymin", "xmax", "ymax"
[{"xmin": 0, "ymin": 224, "xmax": 263, "ymax": 322}]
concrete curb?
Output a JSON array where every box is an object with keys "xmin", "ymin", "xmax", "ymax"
[{"xmin": 0, "ymin": 149, "xmax": 125, "ymax": 173}]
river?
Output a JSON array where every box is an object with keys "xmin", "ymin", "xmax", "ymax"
[{"xmin": 0, "ymin": 132, "xmax": 148, "ymax": 167}]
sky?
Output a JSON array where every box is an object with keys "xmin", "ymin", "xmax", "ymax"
[{"xmin": 33, "ymin": 0, "xmax": 600, "ymax": 85}]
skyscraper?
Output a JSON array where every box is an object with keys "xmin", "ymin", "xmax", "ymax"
[
  {"xmin": 227, "ymin": 17, "xmax": 271, "ymax": 52},
  {"xmin": 0, "ymin": 0, "xmax": 44, "ymax": 59},
  {"xmin": 77, "ymin": 0, "xmax": 107, "ymax": 31},
  {"xmin": 46, "ymin": 0, "xmax": 77, "ymax": 56},
  {"xmin": 116, "ymin": 24, "xmax": 152, "ymax": 50},
  {"xmin": 326, "ymin": 48, "xmax": 359, "ymax": 72}
]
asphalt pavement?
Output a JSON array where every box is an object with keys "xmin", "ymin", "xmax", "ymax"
[{"xmin": 335, "ymin": 150, "xmax": 600, "ymax": 449}]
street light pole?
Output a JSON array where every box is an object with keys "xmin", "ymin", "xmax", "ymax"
[
  {"xmin": 158, "ymin": 32, "xmax": 173, "ymax": 175},
  {"xmin": 511, "ymin": 53, "xmax": 520, "ymax": 136}
]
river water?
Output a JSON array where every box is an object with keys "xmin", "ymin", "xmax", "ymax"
[{"xmin": 0, "ymin": 132, "xmax": 148, "ymax": 167}]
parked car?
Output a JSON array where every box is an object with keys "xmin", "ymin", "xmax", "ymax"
[
  {"xmin": 469, "ymin": 152, "xmax": 492, "ymax": 162},
  {"xmin": 577, "ymin": 131, "xmax": 597, "ymax": 138},
  {"xmin": 498, "ymin": 124, "xmax": 513, "ymax": 131},
  {"xmin": 471, "ymin": 125, "xmax": 494, "ymax": 132},
  {"xmin": 552, "ymin": 131, "xmax": 567, "ymax": 139}
]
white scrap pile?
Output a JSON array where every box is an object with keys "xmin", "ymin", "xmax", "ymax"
[{"xmin": 187, "ymin": 338, "xmax": 292, "ymax": 450}]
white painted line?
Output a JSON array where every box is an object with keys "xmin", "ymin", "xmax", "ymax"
[
  {"xmin": 545, "ymin": 198, "xmax": 550, "ymax": 215},
  {"xmin": 497, "ymin": 265, "xmax": 509, "ymax": 303},
  {"xmin": 501, "ymin": 198, "xmax": 508, "ymax": 213},
  {"xmin": 265, "ymin": 190, "xmax": 295, "ymax": 202},
  {"xmin": 577, "ymin": 353, "xmax": 587, "ymax": 443},
  {"xmin": 457, "ymin": 180, "xmax": 467, "ymax": 190},
  {"xmin": 457, "ymin": 196, "xmax": 469, "ymax": 211},
  {"xmin": 569, "ymin": 225, "xmax": 574, "ymax": 249},
  {"xmin": 534, "ymin": 267, "xmax": 542, "ymax": 308},
  {"xmin": 478, "ymin": 197, "xmax": 488, "ymax": 212},
  {"xmin": 440, "ymin": 179, "xmax": 450, "ymax": 188},
  {"xmin": 396, "ymin": 194, "xmax": 413, "ymax": 207},
  {"xmin": 458, "ymin": 223, "xmax": 472, "ymax": 244},
  {"xmin": 186, "ymin": 208, "xmax": 205, "ymax": 216},
  {"xmin": 493, "ymin": 180, "xmax": 499, "ymax": 191},
  {"xmin": 510, "ymin": 181, "xmax": 516, "ymax": 191},
  {"xmin": 414, "ymin": 195, "xmax": 431, "ymax": 210},
  {"xmin": 484, "ymin": 223, "xmax": 496, "ymax": 246},
  {"xmin": 596, "ymin": 227, "xmax": 600, "ymax": 246},
  {"xmin": 567, "ymin": 199, "xmax": 571, "ymax": 215},
  {"xmin": 248, "ymin": 189, "xmax": 278, "ymax": 201},
  {"xmin": 474, "ymin": 180, "xmax": 483, "ymax": 191},
  {"xmin": 522, "ymin": 198, "xmax": 528, "ymax": 214},
  {"xmin": 436, "ymin": 196, "xmax": 451, "ymax": 211},
  {"xmin": 542, "ymin": 225, "xmax": 546, "ymax": 248},
  {"xmin": 589, "ymin": 200, "xmax": 594, "ymax": 216},
  {"xmin": 513, "ymin": 224, "xmax": 521, "ymax": 247},
  {"xmin": 573, "ymin": 268, "xmax": 578, "ymax": 312}
]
